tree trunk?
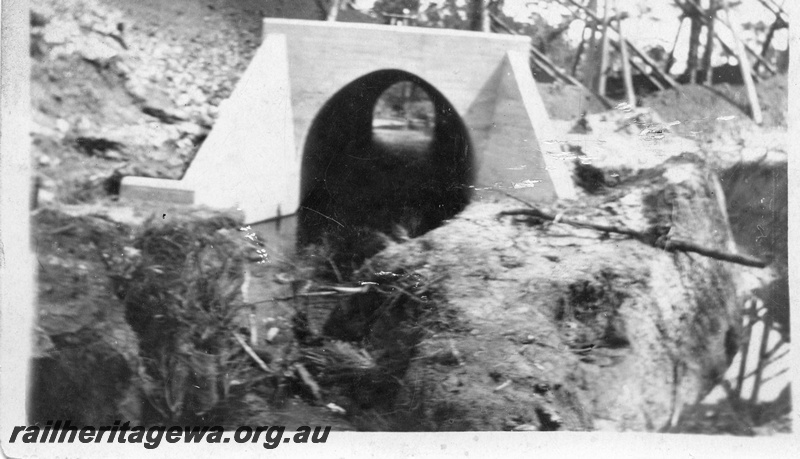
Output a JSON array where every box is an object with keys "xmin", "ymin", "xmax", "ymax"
[
  {"xmin": 482, "ymin": 0, "xmax": 492, "ymax": 32},
  {"xmin": 687, "ymin": 14, "xmax": 703, "ymax": 83},
  {"xmin": 596, "ymin": 0, "xmax": 612, "ymax": 94},
  {"xmin": 583, "ymin": 0, "xmax": 600, "ymax": 87},
  {"xmin": 703, "ymin": 0, "xmax": 717, "ymax": 84},
  {"xmin": 755, "ymin": 20, "xmax": 777, "ymax": 73},
  {"xmin": 572, "ymin": 27, "xmax": 588, "ymax": 76},
  {"xmin": 469, "ymin": 0, "xmax": 491, "ymax": 32}
]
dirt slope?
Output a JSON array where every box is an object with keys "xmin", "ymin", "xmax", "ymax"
[{"xmin": 321, "ymin": 155, "xmax": 741, "ymax": 431}]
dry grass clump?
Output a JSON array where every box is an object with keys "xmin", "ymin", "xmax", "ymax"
[
  {"xmin": 286, "ymin": 267, "xmax": 450, "ymax": 427},
  {"xmin": 112, "ymin": 211, "xmax": 261, "ymax": 423},
  {"xmin": 105, "ymin": 208, "xmax": 450, "ymax": 427}
]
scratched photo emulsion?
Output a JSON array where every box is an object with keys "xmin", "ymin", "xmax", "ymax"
[{"xmin": 26, "ymin": 0, "xmax": 789, "ymax": 437}]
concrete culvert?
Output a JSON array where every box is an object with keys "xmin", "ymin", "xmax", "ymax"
[{"xmin": 297, "ymin": 70, "xmax": 474, "ymax": 270}]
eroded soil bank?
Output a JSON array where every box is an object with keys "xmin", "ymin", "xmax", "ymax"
[{"xmin": 305, "ymin": 155, "xmax": 742, "ymax": 431}]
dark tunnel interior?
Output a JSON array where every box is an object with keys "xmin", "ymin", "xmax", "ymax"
[{"xmin": 297, "ymin": 70, "xmax": 474, "ymax": 272}]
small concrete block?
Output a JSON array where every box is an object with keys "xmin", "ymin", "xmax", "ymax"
[{"xmin": 120, "ymin": 176, "xmax": 195, "ymax": 205}]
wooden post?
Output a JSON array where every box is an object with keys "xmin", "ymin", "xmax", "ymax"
[
  {"xmin": 597, "ymin": 0, "xmax": 612, "ymax": 95},
  {"xmin": 722, "ymin": 0, "xmax": 763, "ymax": 124},
  {"xmin": 610, "ymin": 38, "xmax": 665, "ymax": 90},
  {"xmin": 665, "ymin": 16, "xmax": 686, "ymax": 75},
  {"xmin": 326, "ymin": 0, "xmax": 342, "ymax": 21},
  {"xmin": 559, "ymin": 0, "xmax": 681, "ymax": 89},
  {"xmin": 703, "ymin": 0, "xmax": 717, "ymax": 84},
  {"xmin": 616, "ymin": 0, "xmax": 636, "ymax": 107},
  {"xmin": 489, "ymin": 12, "xmax": 614, "ymax": 108},
  {"xmin": 585, "ymin": 0, "xmax": 600, "ymax": 88}
]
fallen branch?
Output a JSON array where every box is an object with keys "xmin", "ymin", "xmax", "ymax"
[
  {"xmin": 233, "ymin": 332, "xmax": 273, "ymax": 374},
  {"xmin": 47, "ymin": 223, "xmax": 78, "ymax": 235},
  {"xmin": 498, "ymin": 207, "xmax": 768, "ymax": 268},
  {"xmin": 295, "ymin": 363, "xmax": 323, "ymax": 403},
  {"xmin": 253, "ymin": 275, "xmax": 444, "ymax": 304},
  {"xmin": 257, "ymin": 291, "xmax": 342, "ymax": 303},
  {"xmin": 249, "ymin": 313, "xmax": 258, "ymax": 348}
]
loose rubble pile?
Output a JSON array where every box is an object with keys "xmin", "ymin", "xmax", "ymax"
[{"xmin": 30, "ymin": 0, "xmax": 262, "ymax": 206}]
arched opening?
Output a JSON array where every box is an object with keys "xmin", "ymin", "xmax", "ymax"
[{"xmin": 298, "ymin": 70, "xmax": 474, "ymax": 271}]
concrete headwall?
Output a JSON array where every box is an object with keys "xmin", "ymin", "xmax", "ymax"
[
  {"xmin": 121, "ymin": 19, "xmax": 575, "ymax": 224},
  {"xmin": 265, "ymin": 19, "xmax": 530, "ymax": 164}
]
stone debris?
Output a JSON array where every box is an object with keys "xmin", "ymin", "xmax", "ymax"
[{"xmin": 31, "ymin": 0, "xmax": 253, "ymax": 202}]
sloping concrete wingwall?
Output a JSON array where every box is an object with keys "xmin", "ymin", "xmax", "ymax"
[
  {"xmin": 121, "ymin": 18, "xmax": 575, "ymax": 223},
  {"xmin": 182, "ymin": 32, "xmax": 298, "ymax": 222},
  {"xmin": 482, "ymin": 50, "xmax": 575, "ymax": 198}
]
